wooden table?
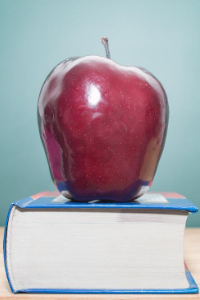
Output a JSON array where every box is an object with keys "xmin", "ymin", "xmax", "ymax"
[{"xmin": 0, "ymin": 227, "xmax": 199, "ymax": 300}]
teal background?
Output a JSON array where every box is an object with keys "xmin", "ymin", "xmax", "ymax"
[{"xmin": 0, "ymin": 0, "xmax": 199, "ymax": 227}]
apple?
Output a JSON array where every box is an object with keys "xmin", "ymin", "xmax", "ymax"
[{"xmin": 38, "ymin": 38, "xmax": 169, "ymax": 202}]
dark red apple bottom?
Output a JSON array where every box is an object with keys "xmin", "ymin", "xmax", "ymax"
[{"xmin": 38, "ymin": 56, "xmax": 169, "ymax": 202}]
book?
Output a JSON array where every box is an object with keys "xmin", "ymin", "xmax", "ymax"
[{"xmin": 3, "ymin": 191, "xmax": 198, "ymax": 294}]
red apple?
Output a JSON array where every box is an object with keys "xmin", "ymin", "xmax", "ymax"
[{"xmin": 38, "ymin": 38, "xmax": 169, "ymax": 202}]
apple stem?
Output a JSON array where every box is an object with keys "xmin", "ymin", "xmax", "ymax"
[{"xmin": 101, "ymin": 37, "xmax": 111, "ymax": 59}]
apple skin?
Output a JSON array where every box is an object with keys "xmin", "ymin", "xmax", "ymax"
[{"xmin": 38, "ymin": 56, "xmax": 169, "ymax": 202}]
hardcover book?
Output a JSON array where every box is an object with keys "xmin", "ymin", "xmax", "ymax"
[{"xmin": 3, "ymin": 191, "xmax": 198, "ymax": 294}]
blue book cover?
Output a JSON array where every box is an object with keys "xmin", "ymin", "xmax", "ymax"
[{"xmin": 3, "ymin": 191, "xmax": 199, "ymax": 294}]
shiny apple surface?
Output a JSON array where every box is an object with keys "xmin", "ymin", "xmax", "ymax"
[{"xmin": 38, "ymin": 56, "xmax": 169, "ymax": 202}]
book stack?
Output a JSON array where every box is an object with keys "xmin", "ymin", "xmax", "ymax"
[{"xmin": 3, "ymin": 191, "xmax": 198, "ymax": 294}]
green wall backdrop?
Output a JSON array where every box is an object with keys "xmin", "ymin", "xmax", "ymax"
[{"xmin": 0, "ymin": 0, "xmax": 200, "ymax": 226}]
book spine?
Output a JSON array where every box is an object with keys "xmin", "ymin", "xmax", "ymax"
[{"xmin": 3, "ymin": 204, "xmax": 15, "ymax": 293}]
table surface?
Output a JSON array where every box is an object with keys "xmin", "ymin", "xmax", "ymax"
[{"xmin": 0, "ymin": 227, "xmax": 199, "ymax": 300}]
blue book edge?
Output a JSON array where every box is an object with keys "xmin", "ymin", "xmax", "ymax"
[
  {"xmin": 10, "ymin": 194, "xmax": 199, "ymax": 212},
  {"xmin": 3, "ymin": 195, "xmax": 199, "ymax": 294}
]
